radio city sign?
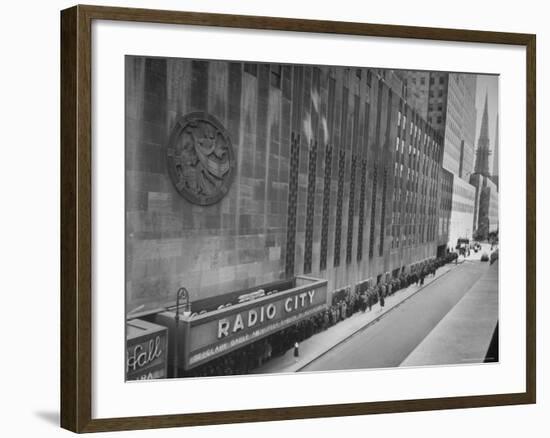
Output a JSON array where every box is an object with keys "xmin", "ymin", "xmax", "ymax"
[
  {"xmin": 156, "ymin": 276, "xmax": 328, "ymax": 370},
  {"xmin": 217, "ymin": 289, "xmax": 317, "ymax": 339}
]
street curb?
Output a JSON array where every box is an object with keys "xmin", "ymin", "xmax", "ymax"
[{"xmin": 295, "ymin": 263, "xmax": 460, "ymax": 372}]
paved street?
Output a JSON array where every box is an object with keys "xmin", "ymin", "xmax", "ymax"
[
  {"xmin": 401, "ymin": 259, "xmax": 498, "ymax": 366},
  {"xmin": 300, "ymin": 256, "xmax": 494, "ymax": 372},
  {"xmin": 255, "ymin": 259, "xmax": 460, "ymax": 374}
]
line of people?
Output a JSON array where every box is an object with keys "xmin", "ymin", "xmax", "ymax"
[
  {"xmin": 357, "ymin": 253, "xmax": 458, "ymax": 313},
  {"xmin": 182, "ymin": 253, "xmax": 459, "ymax": 377}
]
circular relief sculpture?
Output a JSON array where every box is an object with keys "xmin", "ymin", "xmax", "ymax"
[{"xmin": 166, "ymin": 112, "xmax": 235, "ymax": 206}]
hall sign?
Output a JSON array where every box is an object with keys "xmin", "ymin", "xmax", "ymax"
[
  {"xmin": 126, "ymin": 319, "xmax": 168, "ymax": 381},
  {"xmin": 156, "ymin": 275, "xmax": 328, "ymax": 370}
]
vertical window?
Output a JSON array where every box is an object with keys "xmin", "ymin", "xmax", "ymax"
[
  {"xmin": 369, "ymin": 164, "xmax": 378, "ymax": 258},
  {"xmin": 357, "ymin": 159, "xmax": 368, "ymax": 261},
  {"xmin": 303, "ymin": 141, "xmax": 317, "ymax": 274},
  {"xmin": 379, "ymin": 168, "xmax": 388, "ymax": 256},
  {"xmin": 319, "ymin": 145, "xmax": 332, "ymax": 271},
  {"xmin": 334, "ymin": 150, "xmax": 346, "ymax": 267},
  {"xmin": 285, "ymin": 132, "xmax": 300, "ymax": 277},
  {"xmin": 346, "ymin": 156, "xmax": 357, "ymax": 264}
]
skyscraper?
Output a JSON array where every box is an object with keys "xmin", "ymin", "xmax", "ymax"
[
  {"xmin": 404, "ymin": 72, "xmax": 478, "ymax": 248},
  {"xmin": 461, "ymin": 75, "xmax": 478, "ymax": 178}
]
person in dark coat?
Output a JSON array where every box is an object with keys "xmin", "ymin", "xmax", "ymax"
[{"xmin": 378, "ymin": 284, "xmax": 385, "ymax": 309}]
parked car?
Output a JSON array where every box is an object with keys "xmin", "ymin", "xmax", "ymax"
[{"xmin": 481, "ymin": 252, "xmax": 489, "ymax": 262}]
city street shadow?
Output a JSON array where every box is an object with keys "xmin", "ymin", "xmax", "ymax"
[
  {"xmin": 484, "ymin": 322, "xmax": 499, "ymax": 362},
  {"xmin": 34, "ymin": 410, "xmax": 59, "ymax": 427}
]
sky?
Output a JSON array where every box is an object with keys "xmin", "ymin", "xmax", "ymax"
[{"xmin": 474, "ymin": 74, "xmax": 499, "ymax": 174}]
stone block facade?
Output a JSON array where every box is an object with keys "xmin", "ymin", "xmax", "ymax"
[{"xmin": 125, "ymin": 58, "xmax": 445, "ymax": 314}]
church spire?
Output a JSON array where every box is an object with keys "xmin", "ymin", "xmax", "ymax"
[
  {"xmin": 474, "ymin": 90, "xmax": 491, "ymax": 177},
  {"xmin": 479, "ymin": 92, "xmax": 490, "ymax": 144}
]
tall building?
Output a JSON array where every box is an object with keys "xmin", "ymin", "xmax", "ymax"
[
  {"xmin": 471, "ymin": 174, "xmax": 499, "ymax": 236},
  {"xmin": 125, "ymin": 58, "xmax": 446, "ymax": 375},
  {"xmin": 438, "ymin": 168, "xmax": 453, "ymax": 254},
  {"xmin": 461, "ymin": 75, "xmax": 478, "ymax": 179},
  {"xmin": 402, "ymin": 71, "xmax": 430, "ymax": 118},
  {"xmin": 448, "ymin": 176, "xmax": 476, "ymax": 247},
  {"xmin": 404, "ymin": 72, "xmax": 477, "ymax": 248}
]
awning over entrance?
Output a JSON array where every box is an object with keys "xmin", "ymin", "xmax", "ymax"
[{"xmin": 156, "ymin": 275, "xmax": 328, "ymax": 370}]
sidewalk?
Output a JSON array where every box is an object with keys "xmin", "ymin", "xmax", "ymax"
[
  {"xmin": 400, "ymin": 260, "xmax": 498, "ymax": 366},
  {"xmin": 255, "ymin": 260, "xmax": 463, "ymax": 374}
]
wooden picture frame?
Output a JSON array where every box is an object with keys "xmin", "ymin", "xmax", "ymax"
[{"xmin": 60, "ymin": 4, "xmax": 536, "ymax": 433}]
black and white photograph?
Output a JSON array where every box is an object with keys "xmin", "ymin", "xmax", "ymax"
[
  {"xmin": 1, "ymin": 0, "xmax": 544, "ymax": 435},
  {"xmin": 125, "ymin": 56, "xmax": 500, "ymax": 380}
]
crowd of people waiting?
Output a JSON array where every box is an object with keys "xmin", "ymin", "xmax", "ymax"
[{"xmin": 183, "ymin": 253, "xmax": 459, "ymax": 378}]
